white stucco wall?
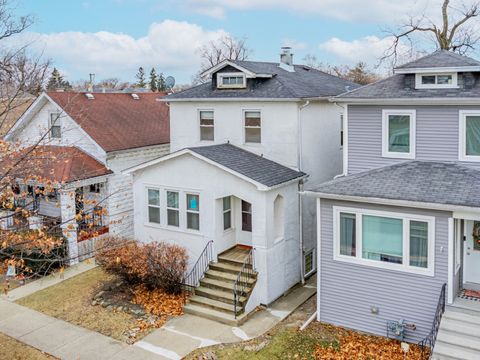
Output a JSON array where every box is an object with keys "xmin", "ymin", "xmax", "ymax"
[
  {"xmin": 132, "ymin": 153, "xmax": 301, "ymax": 305},
  {"xmin": 169, "ymin": 101, "xmax": 299, "ymax": 168}
]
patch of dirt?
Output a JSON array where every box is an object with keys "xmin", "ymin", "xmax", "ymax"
[{"xmin": 0, "ymin": 333, "xmax": 57, "ymax": 360}]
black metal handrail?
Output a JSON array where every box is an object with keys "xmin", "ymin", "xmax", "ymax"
[
  {"xmin": 233, "ymin": 248, "xmax": 255, "ymax": 318},
  {"xmin": 418, "ymin": 283, "xmax": 446, "ymax": 360},
  {"xmin": 182, "ymin": 240, "xmax": 214, "ymax": 292}
]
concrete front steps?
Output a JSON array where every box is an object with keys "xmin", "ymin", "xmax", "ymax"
[
  {"xmin": 432, "ymin": 306, "xmax": 480, "ymax": 360},
  {"xmin": 184, "ymin": 250, "xmax": 257, "ymax": 326}
]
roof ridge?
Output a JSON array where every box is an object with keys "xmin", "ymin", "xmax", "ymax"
[{"xmin": 335, "ymin": 74, "xmax": 396, "ymax": 98}]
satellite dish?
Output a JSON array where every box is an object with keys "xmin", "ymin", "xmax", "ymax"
[{"xmin": 165, "ymin": 76, "xmax": 175, "ymax": 89}]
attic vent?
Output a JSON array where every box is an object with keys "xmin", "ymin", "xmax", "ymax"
[
  {"xmin": 85, "ymin": 93, "xmax": 95, "ymax": 100},
  {"xmin": 131, "ymin": 93, "xmax": 140, "ymax": 100}
]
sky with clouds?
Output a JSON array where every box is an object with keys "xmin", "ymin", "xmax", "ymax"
[{"xmin": 11, "ymin": 0, "xmax": 467, "ymax": 84}]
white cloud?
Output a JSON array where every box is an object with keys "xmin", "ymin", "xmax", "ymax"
[
  {"xmin": 319, "ymin": 36, "xmax": 411, "ymax": 66},
  {"xmin": 185, "ymin": 0, "xmax": 437, "ymax": 22},
  {"xmin": 26, "ymin": 20, "xmax": 228, "ymax": 82}
]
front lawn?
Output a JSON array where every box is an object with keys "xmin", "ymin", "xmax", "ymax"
[
  {"xmin": 16, "ymin": 267, "xmax": 146, "ymax": 341},
  {"xmin": 187, "ymin": 296, "xmax": 427, "ymax": 360},
  {"xmin": 0, "ymin": 333, "xmax": 56, "ymax": 360}
]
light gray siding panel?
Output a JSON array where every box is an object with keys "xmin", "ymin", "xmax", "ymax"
[
  {"xmin": 319, "ymin": 199, "xmax": 450, "ymax": 342},
  {"xmin": 348, "ymin": 105, "xmax": 480, "ymax": 174}
]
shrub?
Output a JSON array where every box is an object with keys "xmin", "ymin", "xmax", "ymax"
[{"xmin": 95, "ymin": 237, "xmax": 188, "ymax": 294}]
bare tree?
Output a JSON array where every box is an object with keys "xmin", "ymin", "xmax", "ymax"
[
  {"xmin": 384, "ymin": 0, "xmax": 480, "ymax": 64},
  {"xmin": 192, "ymin": 35, "xmax": 251, "ymax": 85}
]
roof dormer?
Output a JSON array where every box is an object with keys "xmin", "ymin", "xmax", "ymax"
[
  {"xmin": 216, "ymin": 72, "xmax": 247, "ymax": 89},
  {"xmin": 414, "ymin": 72, "xmax": 458, "ymax": 89}
]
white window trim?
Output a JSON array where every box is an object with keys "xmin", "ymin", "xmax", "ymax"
[
  {"xmin": 223, "ymin": 196, "xmax": 232, "ymax": 231},
  {"xmin": 166, "ymin": 190, "xmax": 180, "ymax": 228},
  {"xmin": 217, "ymin": 72, "xmax": 246, "ymax": 89},
  {"xmin": 49, "ymin": 111, "xmax": 62, "ymax": 139},
  {"xmin": 459, "ymin": 110, "xmax": 480, "ymax": 162},
  {"xmin": 243, "ymin": 109, "xmax": 262, "ymax": 144},
  {"xmin": 186, "ymin": 193, "xmax": 200, "ymax": 231},
  {"xmin": 304, "ymin": 249, "xmax": 316, "ymax": 276},
  {"xmin": 146, "ymin": 187, "xmax": 161, "ymax": 225},
  {"xmin": 198, "ymin": 109, "xmax": 215, "ymax": 142},
  {"xmin": 382, "ymin": 109, "xmax": 416, "ymax": 159},
  {"xmin": 333, "ymin": 206, "xmax": 435, "ymax": 277},
  {"xmin": 415, "ymin": 73, "xmax": 458, "ymax": 89}
]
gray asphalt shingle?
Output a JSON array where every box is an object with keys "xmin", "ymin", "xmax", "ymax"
[
  {"xmin": 396, "ymin": 50, "xmax": 480, "ymax": 69},
  {"xmin": 166, "ymin": 61, "xmax": 359, "ymax": 100},
  {"xmin": 313, "ymin": 161, "xmax": 480, "ymax": 208},
  {"xmin": 189, "ymin": 143, "xmax": 306, "ymax": 188}
]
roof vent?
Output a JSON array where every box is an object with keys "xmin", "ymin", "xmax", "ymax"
[
  {"xmin": 279, "ymin": 47, "xmax": 295, "ymax": 72},
  {"xmin": 85, "ymin": 93, "xmax": 95, "ymax": 100},
  {"xmin": 131, "ymin": 93, "xmax": 140, "ymax": 100}
]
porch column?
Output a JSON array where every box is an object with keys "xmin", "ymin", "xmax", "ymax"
[{"xmin": 60, "ymin": 189, "xmax": 79, "ymax": 265}]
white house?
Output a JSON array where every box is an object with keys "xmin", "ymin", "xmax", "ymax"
[
  {"xmin": 5, "ymin": 91, "xmax": 170, "ymax": 262},
  {"xmin": 127, "ymin": 48, "xmax": 358, "ymax": 323}
]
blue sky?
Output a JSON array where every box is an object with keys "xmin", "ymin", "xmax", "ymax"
[{"xmin": 13, "ymin": 0, "xmax": 442, "ymax": 84}]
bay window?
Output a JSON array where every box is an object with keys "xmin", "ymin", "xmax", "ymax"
[
  {"xmin": 382, "ymin": 110, "xmax": 416, "ymax": 159},
  {"xmin": 334, "ymin": 207, "xmax": 434, "ymax": 275}
]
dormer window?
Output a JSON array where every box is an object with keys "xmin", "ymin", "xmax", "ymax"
[
  {"xmin": 217, "ymin": 73, "xmax": 246, "ymax": 89},
  {"xmin": 415, "ymin": 73, "xmax": 458, "ymax": 89}
]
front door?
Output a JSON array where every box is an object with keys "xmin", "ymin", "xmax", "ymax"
[{"xmin": 463, "ymin": 220, "xmax": 480, "ymax": 286}]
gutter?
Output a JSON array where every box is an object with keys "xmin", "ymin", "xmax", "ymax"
[{"xmin": 297, "ymin": 100, "xmax": 310, "ymax": 284}]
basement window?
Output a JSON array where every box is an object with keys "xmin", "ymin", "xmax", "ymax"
[{"xmin": 304, "ymin": 250, "xmax": 315, "ymax": 276}]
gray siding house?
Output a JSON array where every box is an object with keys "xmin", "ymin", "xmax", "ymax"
[{"xmin": 306, "ymin": 51, "xmax": 480, "ymax": 356}]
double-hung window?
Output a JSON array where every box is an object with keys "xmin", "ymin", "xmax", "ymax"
[
  {"xmin": 459, "ymin": 111, "xmax": 480, "ymax": 161},
  {"xmin": 147, "ymin": 189, "xmax": 160, "ymax": 224},
  {"xmin": 241, "ymin": 200, "xmax": 252, "ymax": 232},
  {"xmin": 199, "ymin": 111, "xmax": 214, "ymax": 141},
  {"xmin": 50, "ymin": 112, "xmax": 61, "ymax": 139},
  {"xmin": 244, "ymin": 111, "xmax": 261, "ymax": 143},
  {"xmin": 334, "ymin": 207, "xmax": 434, "ymax": 275},
  {"xmin": 382, "ymin": 110, "xmax": 416, "ymax": 159},
  {"xmin": 223, "ymin": 196, "xmax": 232, "ymax": 230},
  {"xmin": 186, "ymin": 194, "xmax": 200, "ymax": 230},
  {"xmin": 166, "ymin": 191, "xmax": 179, "ymax": 227}
]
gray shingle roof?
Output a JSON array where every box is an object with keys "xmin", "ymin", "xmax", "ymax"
[
  {"xmin": 313, "ymin": 161, "xmax": 480, "ymax": 208},
  {"xmin": 189, "ymin": 143, "xmax": 306, "ymax": 188},
  {"xmin": 396, "ymin": 50, "xmax": 480, "ymax": 70},
  {"xmin": 166, "ymin": 61, "xmax": 359, "ymax": 100}
]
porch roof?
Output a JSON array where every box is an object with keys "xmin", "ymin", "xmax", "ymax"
[
  {"xmin": 310, "ymin": 161, "xmax": 480, "ymax": 209},
  {"xmin": 188, "ymin": 144, "xmax": 306, "ymax": 188},
  {"xmin": 2, "ymin": 145, "xmax": 112, "ymax": 184}
]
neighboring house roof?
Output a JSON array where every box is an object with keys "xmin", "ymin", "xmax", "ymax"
[
  {"xmin": 336, "ymin": 51, "xmax": 480, "ymax": 101},
  {"xmin": 188, "ymin": 143, "xmax": 306, "ymax": 187},
  {"xmin": 395, "ymin": 50, "xmax": 480, "ymax": 70},
  {"xmin": 2, "ymin": 145, "xmax": 112, "ymax": 184},
  {"xmin": 166, "ymin": 60, "xmax": 359, "ymax": 100},
  {"xmin": 126, "ymin": 143, "xmax": 306, "ymax": 190},
  {"xmin": 310, "ymin": 161, "xmax": 480, "ymax": 209},
  {"xmin": 0, "ymin": 95, "xmax": 35, "ymax": 136},
  {"xmin": 12, "ymin": 91, "xmax": 170, "ymax": 152}
]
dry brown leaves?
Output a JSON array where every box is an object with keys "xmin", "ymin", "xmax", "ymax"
[
  {"xmin": 132, "ymin": 284, "xmax": 185, "ymax": 317},
  {"xmin": 314, "ymin": 329, "xmax": 428, "ymax": 360}
]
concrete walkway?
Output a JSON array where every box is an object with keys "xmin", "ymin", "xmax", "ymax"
[
  {"xmin": 0, "ymin": 298, "xmax": 167, "ymax": 360},
  {"xmin": 135, "ymin": 276, "xmax": 317, "ymax": 360},
  {"xmin": 5, "ymin": 261, "xmax": 97, "ymax": 301}
]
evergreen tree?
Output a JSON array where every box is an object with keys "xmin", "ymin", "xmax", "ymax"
[
  {"xmin": 157, "ymin": 72, "xmax": 166, "ymax": 92},
  {"xmin": 149, "ymin": 68, "xmax": 158, "ymax": 92},
  {"xmin": 46, "ymin": 67, "xmax": 71, "ymax": 90},
  {"xmin": 135, "ymin": 67, "xmax": 146, "ymax": 88}
]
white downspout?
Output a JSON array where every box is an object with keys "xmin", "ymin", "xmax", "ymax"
[
  {"xmin": 333, "ymin": 102, "xmax": 347, "ymax": 179},
  {"xmin": 298, "ymin": 100, "xmax": 310, "ymax": 284}
]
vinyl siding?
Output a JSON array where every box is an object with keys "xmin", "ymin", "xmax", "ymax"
[
  {"xmin": 319, "ymin": 199, "xmax": 450, "ymax": 342},
  {"xmin": 348, "ymin": 105, "xmax": 480, "ymax": 174}
]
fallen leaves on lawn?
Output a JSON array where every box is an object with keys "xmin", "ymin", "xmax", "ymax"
[
  {"xmin": 314, "ymin": 329, "xmax": 428, "ymax": 360},
  {"xmin": 131, "ymin": 285, "xmax": 185, "ymax": 317}
]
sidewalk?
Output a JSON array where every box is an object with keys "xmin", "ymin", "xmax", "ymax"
[
  {"xmin": 136, "ymin": 275, "xmax": 317, "ymax": 360},
  {"xmin": 0, "ymin": 298, "xmax": 166, "ymax": 360},
  {"xmin": 6, "ymin": 261, "xmax": 97, "ymax": 301}
]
